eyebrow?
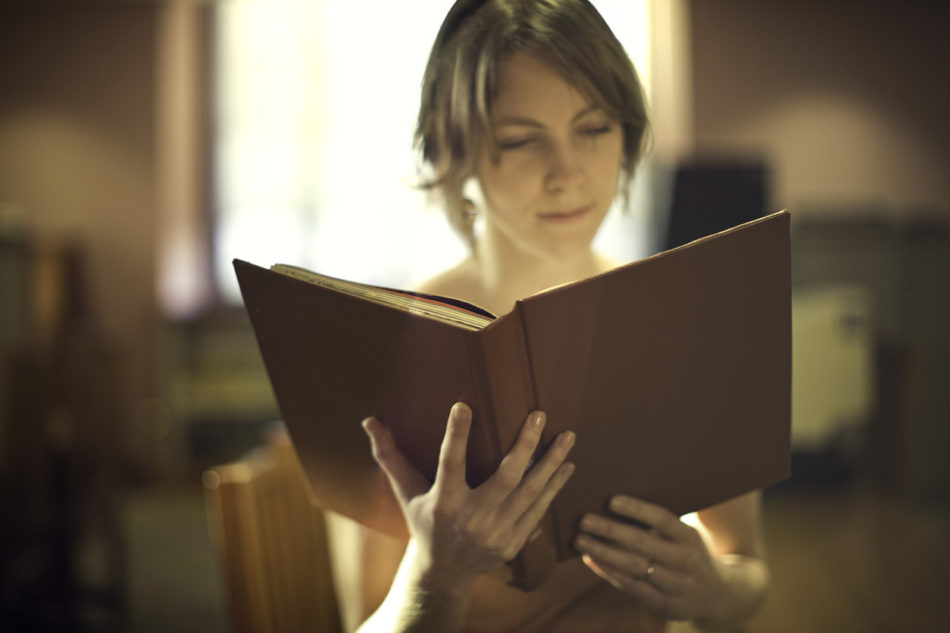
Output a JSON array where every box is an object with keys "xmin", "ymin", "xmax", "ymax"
[{"xmin": 492, "ymin": 104, "xmax": 602, "ymax": 128}]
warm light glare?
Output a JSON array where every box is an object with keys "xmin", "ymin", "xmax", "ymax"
[{"xmin": 215, "ymin": 1, "xmax": 654, "ymax": 302}]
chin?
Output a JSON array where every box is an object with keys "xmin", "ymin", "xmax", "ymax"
[{"xmin": 534, "ymin": 233, "xmax": 599, "ymax": 262}]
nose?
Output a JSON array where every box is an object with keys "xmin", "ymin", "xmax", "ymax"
[{"xmin": 545, "ymin": 141, "xmax": 582, "ymax": 192}]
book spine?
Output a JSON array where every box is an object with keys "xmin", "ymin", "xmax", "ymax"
[
  {"xmin": 479, "ymin": 310, "xmax": 559, "ymax": 591},
  {"xmin": 464, "ymin": 329, "xmax": 503, "ymax": 486},
  {"xmin": 515, "ymin": 302, "xmax": 561, "ymax": 590}
]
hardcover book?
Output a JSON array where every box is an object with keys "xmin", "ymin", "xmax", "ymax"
[{"xmin": 233, "ymin": 210, "xmax": 791, "ymax": 591}]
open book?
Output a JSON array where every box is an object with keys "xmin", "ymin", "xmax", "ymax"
[{"xmin": 233, "ymin": 211, "xmax": 791, "ymax": 591}]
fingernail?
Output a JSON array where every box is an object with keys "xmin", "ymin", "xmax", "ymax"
[
  {"xmin": 559, "ymin": 430, "xmax": 575, "ymax": 448},
  {"xmin": 533, "ymin": 411, "xmax": 546, "ymax": 428},
  {"xmin": 609, "ymin": 495, "xmax": 630, "ymax": 513},
  {"xmin": 452, "ymin": 402, "xmax": 471, "ymax": 422}
]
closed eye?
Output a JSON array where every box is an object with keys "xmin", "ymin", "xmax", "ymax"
[
  {"xmin": 497, "ymin": 137, "xmax": 536, "ymax": 150},
  {"xmin": 581, "ymin": 124, "xmax": 613, "ymax": 137}
]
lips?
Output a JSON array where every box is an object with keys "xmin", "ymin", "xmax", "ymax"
[{"xmin": 538, "ymin": 205, "xmax": 591, "ymax": 222}]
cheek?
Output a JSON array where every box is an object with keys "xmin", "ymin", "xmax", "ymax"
[
  {"xmin": 478, "ymin": 159, "xmax": 543, "ymax": 210},
  {"xmin": 595, "ymin": 141, "xmax": 624, "ymax": 193}
]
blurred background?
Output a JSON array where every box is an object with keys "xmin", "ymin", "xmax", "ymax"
[{"xmin": 1, "ymin": 0, "xmax": 948, "ymax": 632}]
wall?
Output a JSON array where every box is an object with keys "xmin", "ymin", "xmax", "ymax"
[
  {"xmin": 687, "ymin": 1, "xmax": 950, "ymax": 496},
  {"xmin": 0, "ymin": 2, "xmax": 159, "ymax": 470},
  {"xmin": 689, "ymin": 1, "xmax": 950, "ymax": 219}
]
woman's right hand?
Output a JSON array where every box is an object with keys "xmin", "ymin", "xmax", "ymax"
[{"xmin": 362, "ymin": 402, "xmax": 576, "ymax": 591}]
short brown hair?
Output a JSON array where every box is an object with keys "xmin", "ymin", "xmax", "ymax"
[{"xmin": 415, "ymin": 0, "xmax": 651, "ymax": 245}]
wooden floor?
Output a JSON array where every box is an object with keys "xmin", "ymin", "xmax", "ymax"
[
  {"xmin": 744, "ymin": 485, "xmax": 950, "ymax": 633},
  {"xmin": 119, "ymin": 481, "xmax": 950, "ymax": 633}
]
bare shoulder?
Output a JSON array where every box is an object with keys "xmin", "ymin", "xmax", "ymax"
[{"xmin": 416, "ymin": 256, "xmax": 485, "ymax": 306}]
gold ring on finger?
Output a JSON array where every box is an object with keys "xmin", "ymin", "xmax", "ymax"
[{"xmin": 637, "ymin": 562, "xmax": 656, "ymax": 582}]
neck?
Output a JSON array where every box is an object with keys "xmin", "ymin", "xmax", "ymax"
[{"xmin": 473, "ymin": 225, "xmax": 610, "ymax": 315}]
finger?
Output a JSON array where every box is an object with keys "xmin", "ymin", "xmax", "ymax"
[
  {"xmin": 577, "ymin": 513, "xmax": 681, "ymax": 568},
  {"xmin": 582, "ymin": 553, "xmax": 626, "ymax": 589},
  {"xmin": 496, "ymin": 429, "xmax": 575, "ymax": 520},
  {"xmin": 483, "ymin": 411, "xmax": 548, "ymax": 502},
  {"xmin": 362, "ymin": 417, "xmax": 429, "ymax": 506},
  {"xmin": 574, "ymin": 533, "xmax": 651, "ymax": 580},
  {"xmin": 579, "ymin": 542, "xmax": 674, "ymax": 595},
  {"xmin": 608, "ymin": 495, "xmax": 694, "ymax": 543},
  {"xmin": 508, "ymin": 460, "xmax": 575, "ymax": 546},
  {"xmin": 433, "ymin": 402, "xmax": 472, "ymax": 491},
  {"xmin": 581, "ymin": 553, "xmax": 668, "ymax": 609}
]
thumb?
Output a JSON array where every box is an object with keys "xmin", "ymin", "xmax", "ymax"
[{"xmin": 362, "ymin": 417, "xmax": 430, "ymax": 507}]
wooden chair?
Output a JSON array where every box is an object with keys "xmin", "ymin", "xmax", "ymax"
[{"xmin": 203, "ymin": 426, "xmax": 342, "ymax": 633}]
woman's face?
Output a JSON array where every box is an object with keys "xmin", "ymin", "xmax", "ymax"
[{"xmin": 475, "ymin": 52, "xmax": 623, "ymax": 262}]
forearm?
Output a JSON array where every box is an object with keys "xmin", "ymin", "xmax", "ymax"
[
  {"xmin": 356, "ymin": 540, "xmax": 474, "ymax": 633},
  {"xmin": 693, "ymin": 554, "xmax": 769, "ymax": 632}
]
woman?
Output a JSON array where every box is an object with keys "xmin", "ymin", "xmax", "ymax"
[{"xmin": 326, "ymin": 1, "xmax": 769, "ymax": 631}]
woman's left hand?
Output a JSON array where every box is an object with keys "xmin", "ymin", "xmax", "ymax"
[{"xmin": 573, "ymin": 495, "xmax": 729, "ymax": 622}]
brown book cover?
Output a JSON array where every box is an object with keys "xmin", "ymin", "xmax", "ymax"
[{"xmin": 233, "ymin": 210, "xmax": 791, "ymax": 591}]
